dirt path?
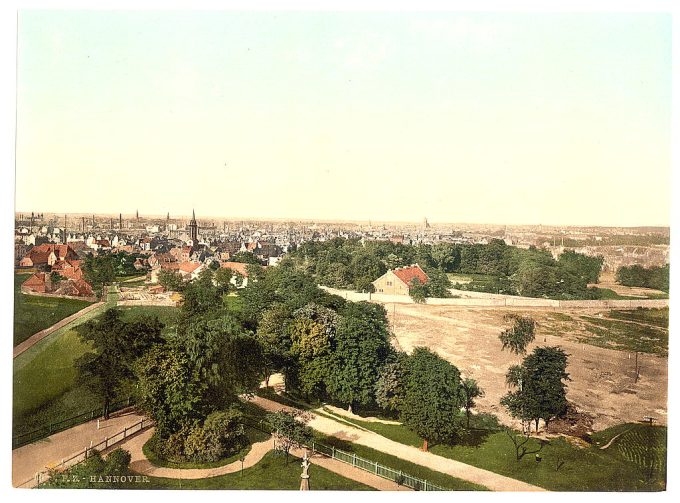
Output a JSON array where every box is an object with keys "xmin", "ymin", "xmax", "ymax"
[
  {"xmin": 248, "ymin": 395, "xmax": 543, "ymax": 492},
  {"xmin": 118, "ymin": 425, "xmax": 407, "ymax": 490},
  {"xmin": 12, "ymin": 409, "xmax": 145, "ymax": 487}
]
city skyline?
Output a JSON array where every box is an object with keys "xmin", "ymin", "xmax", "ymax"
[{"xmin": 16, "ymin": 11, "xmax": 671, "ymax": 227}]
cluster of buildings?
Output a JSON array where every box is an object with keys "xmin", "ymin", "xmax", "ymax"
[
  {"xmin": 18, "ymin": 244, "xmax": 95, "ymax": 299},
  {"xmin": 15, "ymin": 211, "xmax": 670, "ymax": 299}
]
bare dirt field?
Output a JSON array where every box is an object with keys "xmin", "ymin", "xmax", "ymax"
[{"xmin": 387, "ymin": 303, "xmax": 667, "ymax": 432}]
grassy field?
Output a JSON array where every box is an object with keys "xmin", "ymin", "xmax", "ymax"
[
  {"xmin": 14, "ymin": 272, "xmax": 93, "ymax": 346},
  {"xmin": 315, "ymin": 411, "xmax": 667, "ymax": 491},
  {"xmin": 579, "ymin": 315, "xmax": 668, "ymax": 356},
  {"xmin": 116, "ymin": 305, "xmax": 180, "ymax": 337},
  {"xmin": 606, "ymin": 308, "xmax": 669, "ymax": 329}
]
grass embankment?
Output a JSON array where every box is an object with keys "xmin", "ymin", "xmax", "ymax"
[
  {"xmin": 14, "ymin": 272, "xmax": 92, "ymax": 346},
  {"xmin": 13, "ymin": 304, "xmax": 179, "ymax": 439}
]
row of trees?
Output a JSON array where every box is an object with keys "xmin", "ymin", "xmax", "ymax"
[
  {"xmin": 287, "ymin": 237, "xmax": 605, "ymax": 300},
  {"xmin": 616, "ymin": 264, "xmax": 669, "ymax": 293}
]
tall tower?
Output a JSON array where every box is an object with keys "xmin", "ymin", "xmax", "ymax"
[
  {"xmin": 188, "ymin": 209, "xmax": 198, "ymax": 244},
  {"xmin": 119, "ymin": 213, "xmax": 123, "ymax": 230}
]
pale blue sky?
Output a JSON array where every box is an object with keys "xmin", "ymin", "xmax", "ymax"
[{"xmin": 16, "ymin": 11, "xmax": 671, "ymax": 225}]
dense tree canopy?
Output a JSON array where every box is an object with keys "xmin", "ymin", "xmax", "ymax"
[
  {"xmin": 616, "ymin": 264, "xmax": 669, "ymax": 293},
  {"xmin": 400, "ymin": 347, "xmax": 465, "ymax": 450}
]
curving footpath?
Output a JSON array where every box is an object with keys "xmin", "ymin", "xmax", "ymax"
[
  {"xmin": 117, "ymin": 426, "xmax": 407, "ymax": 490},
  {"xmin": 249, "ymin": 395, "xmax": 545, "ymax": 492}
]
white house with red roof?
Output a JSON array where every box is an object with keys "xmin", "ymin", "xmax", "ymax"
[{"xmin": 372, "ymin": 264, "xmax": 429, "ymax": 295}]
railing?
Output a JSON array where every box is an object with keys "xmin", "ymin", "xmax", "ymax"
[
  {"xmin": 17, "ymin": 417, "xmax": 153, "ymax": 488},
  {"xmin": 241, "ymin": 417, "xmax": 446, "ymax": 491},
  {"xmin": 310, "ymin": 440, "xmax": 446, "ymax": 491},
  {"xmin": 12, "ymin": 397, "xmax": 135, "ymax": 449}
]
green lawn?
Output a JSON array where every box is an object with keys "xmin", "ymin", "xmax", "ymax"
[
  {"xmin": 14, "ymin": 272, "xmax": 93, "ymax": 346},
  {"xmin": 579, "ymin": 315, "xmax": 668, "ymax": 356},
  {"xmin": 116, "ymin": 305, "xmax": 180, "ymax": 337},
  {"xmin": 316, "ymin": 411, "xmax": 666, "ymax": 491},
  {"xmin": 142, "ymin": 451, "xmax": 374, "ymax": 490}
]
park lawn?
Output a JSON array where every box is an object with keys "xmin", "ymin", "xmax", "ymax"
[
  {"xmin": 14, "ymin": 272, "xmax": 93, "ymax": 346},
  {"xmin": 142, "ymin": 451, "xmax": 374, "ymax": 490},
  {"xmin": 324, "ymin": 412, "xmax": 666, "ymax": 491},
  {"xmin": 579, "ymin": 316, "xmax": 668, "ymax": 356},
  {"xmin": 590, "ymin": 287, "xmax": 643, "ymax": 300}
]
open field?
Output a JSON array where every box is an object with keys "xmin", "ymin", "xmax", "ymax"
[
  {"xmin": 14, "ymin": 272, "xmax": 92, "ymax": 346},
  {"xmin": 389, "ymin": 304, "xmax": 667, "ymax": 431}
]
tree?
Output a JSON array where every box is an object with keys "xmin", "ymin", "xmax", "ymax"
[
  {"xmin": 288, "ymin": 317, "xmax": 332, "ymax": 399},
  {"xmin": 499, "ymin": 315, "xmax": 536, "ymax": 355},
  {"xmin": 232, "ymin": 251, "xmax": 261, "ymax": 265},
  {"xmin": 267, "ymin": 410, "xmax": 313, "ymax": 464},
  {"xmin": 501, "ymin": 346, "xmax": 570, "ymax": 432},
  {"xmin": 326, "ymin": 302, "xmax": 392, "ymax": 411},
  {"xmin": 375, "ymin": 352, "xmax": 408, "ymax": 414},
  {"xmin": 76, "ymin": 308, "xmax": 163, "ymax": 418},
  {"xmin": 158, "ymin": 269, "xmax": 185, "ymax": 292},
  {"xmin": 409, "ymin": 278, "xmax": 427, "ymax": 304},
  {"xmin": 135, "ymin": 346, "xmax": 207, "ymax": 437},
  {"xmin": 214, "ymin": 267, "xmax": 234, "ymax": 294},
  {"xmin": 256, "ymin": 303, "xmax": 294, "ymax": 387},
  {"xmin": 459, "ymin": 378, "xmax": 484, "ymax": 428},
  {"xmin": 82, "ymin": 253, "xmax": 116, "ymax": 294},
  {"xmin": 176, "ymin": 315, "xmax": 263, "ymax": 408},
  {"xmin": 400, "ymin": 347, "xmax": 464, "ymax": 450}
]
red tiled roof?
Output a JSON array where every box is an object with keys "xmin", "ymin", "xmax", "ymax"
[
  {"xmin": 392, "ymin": 264, "xmax": 429, "ymax": 287},
  {"xmin": 220, "ymin": 261, "xmax": 250, "ymax": 277},
  {"xmin": 22, "ymin": 272, "xmax": 47, "ymax": 289}
]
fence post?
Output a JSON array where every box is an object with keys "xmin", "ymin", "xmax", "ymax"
[
  {"xmin": 311, "ymin": 441, "xmax": 315, "ymax": 453},
  {"xmin": 352, "ymin": 453, "xmax": 356, "ymax": 466},
  {"xmin": 105, "ymin": 436, "xmax": 108, "ymax": 448},
  {"xmin": 424, "ymin": 479, "xmax": 428, "ymax": 491},
  {"xmin": 375, "ymin": 461, "xmax": 379, "ymax": 474},
  {"xmin": 332, "ymin": 446, "xmax": 335, "ymax": 459}
]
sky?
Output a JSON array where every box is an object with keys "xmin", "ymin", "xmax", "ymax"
[{"xmin": 15, "ymin": 10, "xmax": 672, "ymax": 226}]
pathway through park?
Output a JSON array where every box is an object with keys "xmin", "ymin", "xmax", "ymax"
[
  {"xmin": 116, "ymin": 427, "xmax": 408, "ymax": 490},
  {"xmin": 248, "ymin": 395, "xmax": 545, "ymax": 492},
  {"xmin": 12, "ymin": 408, "xmax": 145, "ymax": 487}
]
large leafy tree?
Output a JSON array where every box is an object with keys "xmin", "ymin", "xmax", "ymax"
[
  {"xmin": 135, "ymin": 346, "xmax": 207, "ymax": 436},
  {"xmin": 175, "ymin": 315, "xmax": 263, "ymax": 408},
  {"xmin": 158, "ymin": 269, "xmax": 185, "ymax": 292},
  {"xmin": 76, "ymin": 308, "xmax": 163, "ymax": 418},
  {"xmin": 400, "ymin": 347, "xmax": 464, "ymax": 450},
  {"xmin": 256, "ymin": 303, "xmax": 294, "ymax": 387},
  {"xmin": 501, "ymin": 346, "xmax": 570, "ymax": 432},
  {"xmin": 288, "ymin": 317, "xmax": 332, "ymax": 399},
  {"xmin": 326, "ymin": 302, "xmax": 392, "ymax": 411}
]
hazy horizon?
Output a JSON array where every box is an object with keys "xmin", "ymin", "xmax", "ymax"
[{"xmin": 16, "ymin": 11, "xmax": 671, "ymax": 228}]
